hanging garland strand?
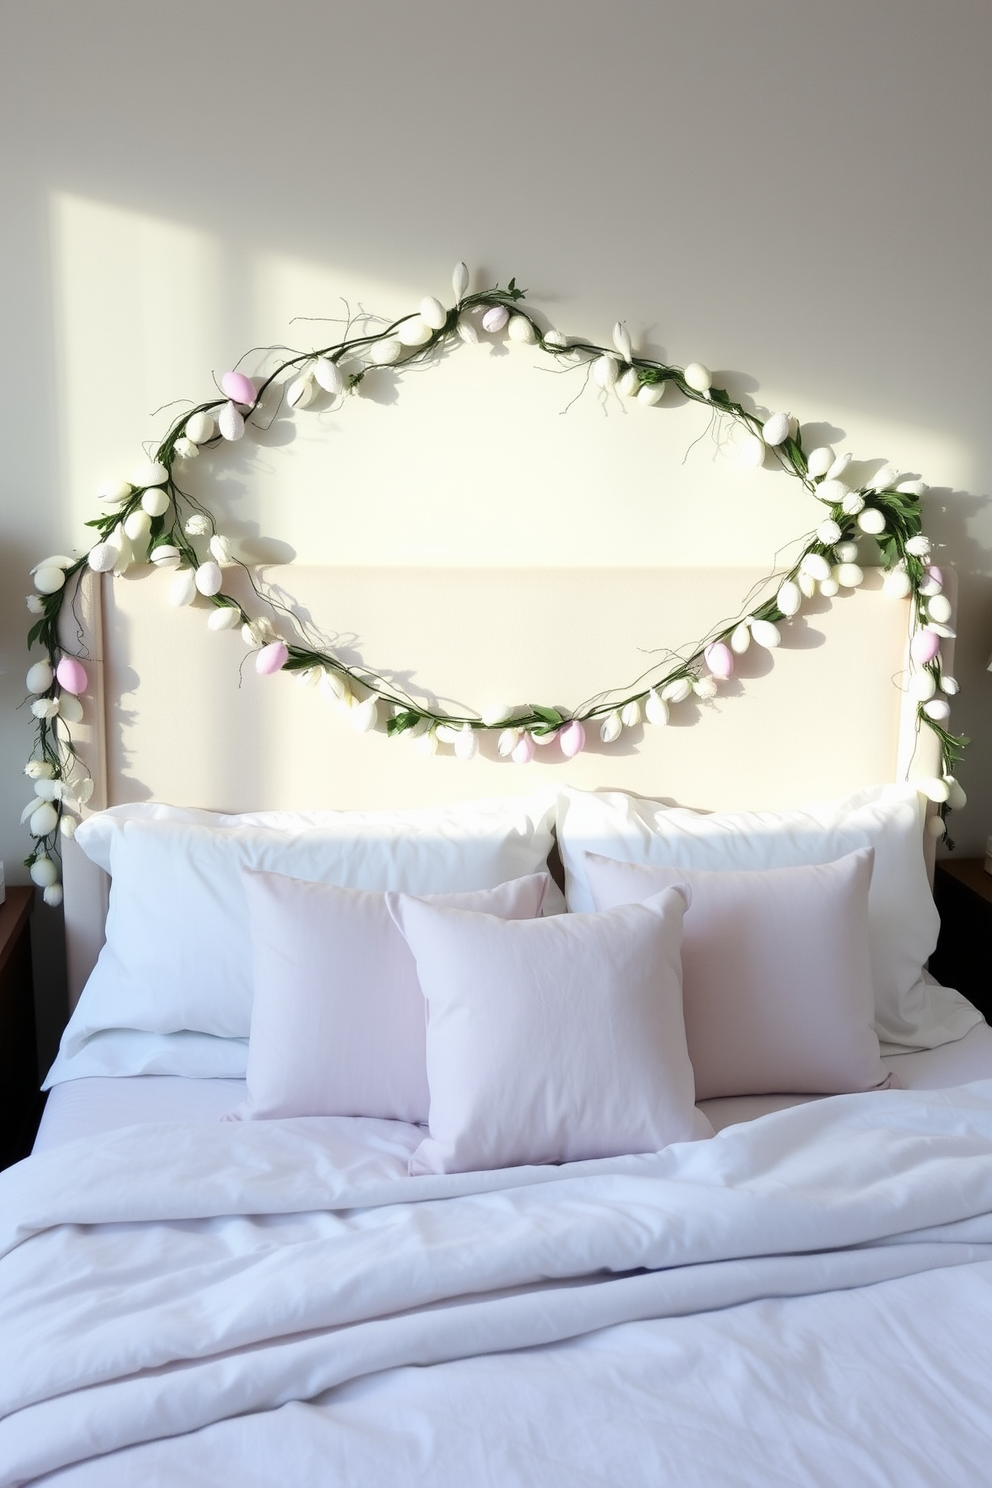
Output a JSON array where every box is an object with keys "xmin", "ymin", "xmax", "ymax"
[{"xmin": 21, "ymin": 264, "xmax": 968, "ymax": 904}]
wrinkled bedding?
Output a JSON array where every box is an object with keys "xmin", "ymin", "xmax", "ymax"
[{"xmin": 6, "ymin": 1083, "xmax": 992, "ymax": 1487}]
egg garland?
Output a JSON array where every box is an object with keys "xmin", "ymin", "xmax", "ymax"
[{"xmin": 22, "ymin": 264, "xmax": 968, "ymax": 902}]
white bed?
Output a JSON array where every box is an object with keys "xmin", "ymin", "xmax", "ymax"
[{"xmin": 4, "ymin": 557, "xmax": 992, "ymax": 1488}]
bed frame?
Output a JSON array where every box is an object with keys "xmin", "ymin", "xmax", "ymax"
[{"xmin": 60, "ymin": 562, "xmax": 947, "ymax": 1007}]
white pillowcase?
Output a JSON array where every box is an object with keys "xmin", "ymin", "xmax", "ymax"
[
  {"xmin": 558, "ymin": 784, "xmax": 980, "ymax": 1053},
  {"xmin": 583, "ymin": 849, "xmax": 889, "ymax": 1100},
  {"xmin": 389, "ymin": 886, "xmax": 713, "ymax": 1175},
  {"xmin": 58, "ymin": 795, "xmax": 562, "ymax": 1075},
  {"xmin": 236, "ymin": 870, "xmax": 551, "ymax": 1123}
]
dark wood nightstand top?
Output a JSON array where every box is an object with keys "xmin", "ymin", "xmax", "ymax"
[
  {"xmin": 935, "ymin": 858, "xmax": 992, "ymax": 908},
  {"xmin": 0, "ymin": 887, "xmax": 33, "ymax": 980}
]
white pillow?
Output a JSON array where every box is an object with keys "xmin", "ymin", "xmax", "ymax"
[
  {"xmin": 558, "ymin": 783, "xmax": 980, "ymax": 1052},
  {"xmin": 60, "ymin": 794, "xmax": 562, "ymax": 1067},
  {"xmin": 389, "ymin": 886, "xmax": 713, "ymax": 1174}
]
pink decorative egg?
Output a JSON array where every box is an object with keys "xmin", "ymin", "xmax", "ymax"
[
  {"xmin": 511, "ymin": 732, "xmax": 535, "ymax": 765},
  {"xmin": 559, "ymin": 720, "xmax": 586, "ymax": 758},
  {"xmin": 220, "ymin": 371, "xmax": 256, "ymax": 406},
  {"xmin": 910, "ymin": 629, "xmax": 941, "ymax": 666},
  {"xmin": 56, "ymin": 656, "xmax": 88, "ymax": 695},
  {"xmin": 255, "ymin": 641, "xmax": 289, "ymax": 675},
  {"xmin": 704, "ymin": 642, "xmax": 734, "ymax": 680}
]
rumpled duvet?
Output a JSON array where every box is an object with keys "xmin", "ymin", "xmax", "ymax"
[{"xmin": 4, "ymin": 1082, "xmax": 992, "ymax": 1487}]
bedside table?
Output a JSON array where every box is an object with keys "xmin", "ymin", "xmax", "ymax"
[
  {"xmin": 930, "ymin": 859, "xmax": 992, "ymax": 1023},
  {"xmin": 0, "ymin": 886, "xmax": 44, "ymax": 1169}
]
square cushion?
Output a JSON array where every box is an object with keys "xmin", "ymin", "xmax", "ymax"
[
  {"xmin": 583, "ymin": 849, "xmax": 890, "ymax": 1100},
  {"xmin": 389, "ymin": 886, "xmax": 713, "ymax": 1174},
  {"xmin": 237, "ymin": 870, "xmax": 551, "ymax": 1123}
]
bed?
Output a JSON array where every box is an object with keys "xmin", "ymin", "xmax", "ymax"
[{"xmin": 5, "ymin": 286, "xmax": 992, "ymax": 1484}]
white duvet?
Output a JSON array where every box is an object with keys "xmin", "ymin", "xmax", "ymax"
[{"xmin": 4, "ymin": 1084, "xmax": 992, "ymax": 1487}]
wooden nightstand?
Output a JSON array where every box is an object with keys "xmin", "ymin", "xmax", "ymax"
[
  {"xmin": 930, "ymin": 859, "xmax": 992, "ymax": 1023},
  {"xmin": 0, "ymin": 886, "xmax": 44, "ymax": 1169}
]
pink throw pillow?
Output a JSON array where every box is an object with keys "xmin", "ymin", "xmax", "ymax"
[
  {"xmin": 238, "ymin": 870, "xmax": 550, "ymax": 1123},
  {"xmin": 583, "ymin": 849, "xmax": 889, "ymax": 1100},
  {"xmin": 388, "ymin": 886, "xmax": 713, "ymax": 1175}
]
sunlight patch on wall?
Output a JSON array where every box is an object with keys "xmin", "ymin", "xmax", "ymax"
[{"xmin": 50, "ymin": 192, "xmax": 223, "ymax": 543}]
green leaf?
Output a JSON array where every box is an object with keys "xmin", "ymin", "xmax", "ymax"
[
  {"xmin": 27, "ymin": 620, "xmax": 46, "ymax": 649},
  {"xmin": 530, "ymin": 704, "xmax": 563, "ymax": 728},
  {"xmin": 387, "ymin": 709, "xmax": 422, "ymax": 737}
]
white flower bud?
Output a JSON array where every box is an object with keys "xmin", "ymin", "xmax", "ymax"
[
  {"xmin": 351, "ymin": 696, "xmax": 379, "ymax": 733},
  {"xmin": 456, "ymin": 316, "xmax": 480, "ymax": 345},
  {"xmin": 645, "ymin": 690, "xmax": 670, "ymax": 726},
  {"xmin": 31, "ymin": 698, "xmax": 60, "ymax": 719},
  {"xmin": 287, "ymin": 373, "xmax": 318, "ymax": 408},
  {"xmin": 26, "ymin": 595, "xmax": 45, "ymax": 614},
  {"xmin": 209, "ymin": 535, "xmax": 234, "ymax": 566},
  {"xmin": 940, "ymin": 674, "xmax": 959, "ymax": 696},
  {"xmin": 883, "ymin": 568, "xmax": 913, "ymax": 599},
  {"xmin": 173, "ymin": 437, "xmax": 199, "ymax": 460},
  {"xmin": 661, "ymin": 677, "xmax": 694, "ymax": 703},
  {"xmin": 600, "ymin": 711, "xmax": 622, "ymax": 743},
  {"xmin": 944, "ymin": 776, "xmax": 967, "ymax": 811},
  {"xmin": 98, "ymin": 479, "xmax": 133, "ymax": 505},
  {"xmin": 497, "ymin": 727, "xmax": 521, "ymax": 757},
  {"xmin": 454, "ymin": 724, "xmax": 479, "ymax": 760},
  {"xmin": 620, "ymin": 699, "xmax": 642, "ymax": 727},
  {"xmin": 24, "ymin": 760, "xmax": 55, "ymax": 779},
  {"xmin": 60, "ymin": 815, "xmax": 77, "ymax": 839},
  {"xmin": 612, "ymin": 322, "xmax": 633, "ymax": 361},
  {"xmin": 906, "ymin": 535, "xmax": 931, "ymax": 557},
  {"xmin": 617, "ymin": 368, "xmax": 639, "ymax": 398},
  {"xmin": 826, "ymin": 452, "xmax": 853, "ymax": 481},
  {"xmin": 693, "ymin": 676, "xmax": 718, "ymax": 700},
  {"xmin": 123, "ymin": 509, "xmax": 152, "ymax": 543},
  {"xmin": 170, "ymin": 570, "xmax": 198, "ymax": 607},
  {"xmin": 867, "ymin": 464, "xmax": 899, "ymax": 491},
  {"xmin": 452, "ymin": 262, "xmax": 470, "ymax": 299}
]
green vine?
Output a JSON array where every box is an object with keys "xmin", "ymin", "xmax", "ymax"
[{"xmin": 21, "ymin": 264, "xmax": 968, "ymax": 901}]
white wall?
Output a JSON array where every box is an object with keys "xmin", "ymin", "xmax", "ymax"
[{"xmin": 1, "ymin": 0, "xmax": 989, "ymax": 1068}]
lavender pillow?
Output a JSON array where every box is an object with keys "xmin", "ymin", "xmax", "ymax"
[
  {"xmin": 388, "ymin": 886, "xmax": 713, "ymax": 1175},
  {"xmin": 583, "ymin": 848, "xmax": 890, "ymax": 1100},
  {"xmin": 237, "ymin": 870, "xmax": 550, "ymax": 1123}
]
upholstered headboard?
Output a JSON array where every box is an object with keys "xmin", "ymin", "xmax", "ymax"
[{"xmin": 60, "ymin": 561, "xmax": 946, "ymax": 1005}]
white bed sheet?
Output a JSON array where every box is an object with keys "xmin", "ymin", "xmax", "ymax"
[{"xmin": 33, "ymin": 1016, "xmax": 992, "ymax": 1151}]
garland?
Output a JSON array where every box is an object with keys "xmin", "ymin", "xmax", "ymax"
[{"xmin": 21, "ymin": 264, "xmax": 968, "ymax": 905}]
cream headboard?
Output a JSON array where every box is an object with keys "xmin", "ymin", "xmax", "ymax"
[{"xmin": 61, "ymin": 562, "xmax": 945, "ymax": 1005}]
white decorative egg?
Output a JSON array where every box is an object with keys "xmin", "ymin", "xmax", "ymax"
[
  {"xmin": 806, "ymin": 447, "xmax": 834, "ymax": 479},
  {"xmin": 30, "ymin": 852, "xmax": 59, "ymax": 886},
  {"xmin": 593, "ymin": 355, "xmax": 619, "ymax": 388},
  {"xmin": 456, "ymin": 317, "xmax": 480, "ymax": 345},
  {"xmin": 420, "ymin": 297, "xmax": 447, "ymax": 330},
  {"xmin": 58, "ymin": 694, "xmax": 84, "ymax": 724},
  {"xmin": 800, "ymin": 552, "xmax": 831, "ymax": 581},
  {"xmin": 917, "ymin": 777, "xmax": 950, "ymax": 804},
  {"xmin": 207, "ymin": 607, "xmax": 241, "ymax": 631},
  {"xmin": 762, "ymin": 412, "xmax": 791, "ymax": 447},
  {"xmin": 856, "ymin": 508, "xmax": 886, "ymax": 535},
  {"xmin": 169, "ymin": 570, "xmax": 198, "ymax": 607},
  {"xmin": 85, "ymin": 546, "xmax": 117, "ymax": 575},
  {"xmin": 661, "ymin": 677, "xmax": 693, "ymax": 703},
  {"xmin": 945, "ymin": 776, "xmax": 967, "ymax": 811},
  {"xmin": 511, "ymin": 733, "xmax": 535, "ymax": 765},
  {"xmin": 909, "ymin": 671, "xmax": 937, "ymax": 702},
  {"xmin": 508, "ymin": 315, "xmax": 537, "ymax": 344},
  {"xmin": 923, "ymin": 698, "xmax": 951, "ymax": 722},
  {"xmin": 819, "ymin": 577, "xmax": 840, "ymax": 598},
  {"xmin": 637, "ymin": 382, "xmax": 666, "ymax": 406},
  {"xmin": 481, "ymin": 305, "xmax": 509, "ymax": 333},
  {"xmin": 130, "ymin": 459, "xmax": 169, "ymax": 488},
  {"xmin": 798, "ymin": 572, "xmax": 817, "ymax": 598},
  {"xmin": 940, "ymin": 673, "xmax": 959, "ymax": 695},
  {"xmin": 682, "ymin": 362, "xmax": 711, "ymax": 392},
  {"xmin": 218, "ymin": 402, "xmax": 245, "ymax": 441},
  {"xmin": 776, "ymin": 580, "xmax": 802, "ymax": 616},
  {"xmin": 194, "ymin": 562, "xmax": 223, "ymax": 596},
  {"xmin": 816, "ymin": 519, "xmax": 842, "ymax": 545},
  {"xmin": 841, "ymin": 491, "xmax": 865, "ymax": 516},
  {"xmin": 34, "ymin": 562, "xmax": 69, "ymax": 592},
  {"xmin": 835, "ymin": 563, "xmax": 864, "ymax": 588},
  {"xmin": 867, "ymin": 464, "xmax": 898, "ymax": 491},
  {"xmin": 26, "ymin": 661, "xmax": 53, "ymax": 694},
  {"xmin": 617, "ymin": 368, "xmax": 639, "ymax": 398},
  {"xmin": 185, "ymin": 411, "xmax": 216, "ymax": 444},
  {"xmin": 369, "ymin": 338, "xmax": 402, "ymax": 366},
  {"xmin": 479, "ymin": 703, "xmax": 511, "ymax": 728},
  {"xmin": 835, "ymin": 541, "xmax": 859, "ymax": 563},
  {"xmin": 497, "ymin": 727, "xmax": 521, "ymax": 757},
  {"xmin": 897, "ymin": 480, "xmax": 927, "ymax": 497},
  {"xmin": 645, "ymin": 690, "xmax": 670, "ymax": 725},
  {"xmin": 314, "ymin": 358, "xmax": 346, "ymax": 395},
  {"xmin": 209, "ymin": 535, "xmax": 234, "ymax": 565},
  {"xmin": 98, "ymin": 479, "xmax": 133, "ymax": 504},
  {"xmin": 815, "ymin": 479, "xmax": 849, "ymax": 507},
  {"xmin": 398, "ymin": 316, "xmax": 433, "ymax": 347},
  {"xmin": 882, "ymin": 568, "xmax": 913, "ymax": 599},
  {"xmin": 141, "ymin": 487, "xmax": 171, "ymax": 518},
  {"xmin": 750, "ymin": 619, "xmax": 781, "ymax": 649},
  {"xmin": 123, "ymin": 509, "xmax": 152, "ymax": 543},
  {"xmin": 150, "ymin": 544, "xmax": 182, "ymax": 569},
  {"xmin": 730, "ymin": 622, "xmax": 751, "ymax": 654},
  {"xmin": 30, "ymin": 803, "xmax": 59, "ymax": 839},
  {"xmin": 927, "ymin": 594, "xmax": 952, "ymax": 624}
]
